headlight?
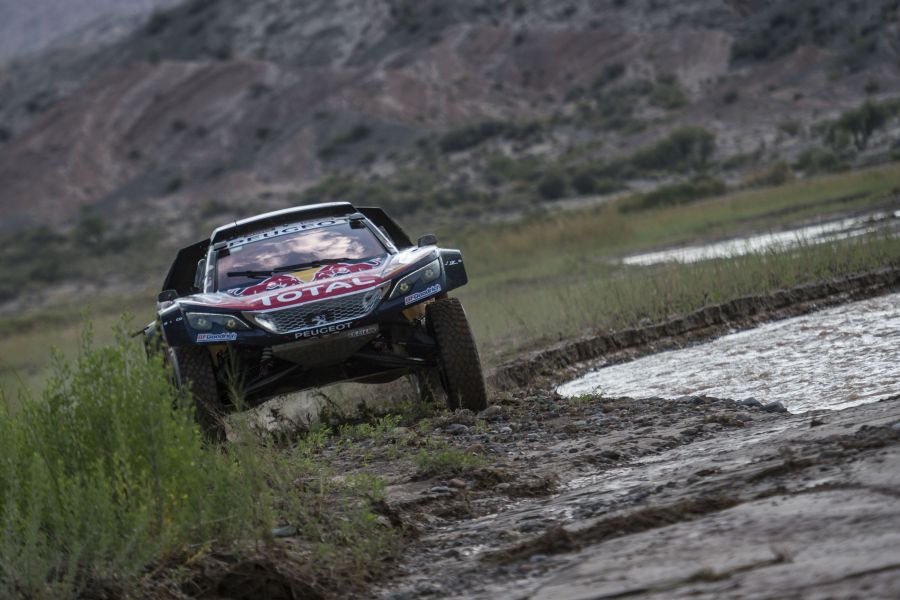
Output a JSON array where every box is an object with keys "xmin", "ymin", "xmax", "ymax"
[
  {"xmin": 247, "ymin": 312, "xmax": 278, "ymax": 334},
  {"xmin": 389, "ymin": 258, "xmax": 441, "ymax": 300},
  {"xmin": 185, "ymin": 312, "xmax": 251, "ymax": 331}
]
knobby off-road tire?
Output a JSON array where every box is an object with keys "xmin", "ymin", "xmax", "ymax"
[
  {"xmin": 169, "ymin": 346, "xmax": 227, "ymax": 443},
  {"xmin": 426, "ymin": 297, "xmax": 488, "ymax": 411}
]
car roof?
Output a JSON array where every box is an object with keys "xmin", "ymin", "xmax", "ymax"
[{"xmin": 210, "ymin": 202, "xmax": 356, "ymax": 245}]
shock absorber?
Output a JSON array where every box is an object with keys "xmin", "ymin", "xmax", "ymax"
[{"xmin": 260, "ymin": 347, "xmax": 273, "ymax": 376}]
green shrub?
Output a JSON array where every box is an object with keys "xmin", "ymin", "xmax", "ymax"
[
  {"xmin": 439, "ymin": 121, "xmax": 508, "ymax": 153},
  {"xmin": 319, "ymin": 124, "xmax": 373, "ymax": 158},
  {"xmin": 620, "ymin": 176, "xmax": 727, "ymax": 212},
  {"xmin": 743, "ymin": 162, "xmax": 795, "ymax": 188},
  {"xmin": 777, "ymin": 119, "xmax": 803, "ymax": 137},
  {"xmin": 571, "ymin": 170, "xmax": 598, "ymax": 195},
  {"xmin": 628, "ymin": 127, "xmax": 716, "ymax": 172},
  {"xmin": 794, "ymin": 148, "xmax": 846, "ymax": 174},
  {"xmin": 824, "ymin": 100, "xmax": 895, "ymax": 150},
  {"xmin": 591, "ymin": 63, "xmax": 625, "ymax": 90},
  {"xmin": 414, "ymin": 441, "xmax": 485, "ymax": 477},
  {"xmin": 648, "ymin": 81, "xmax": 688, "ymax": 110},
  {"xmin": 722, "ymin": 90, "xmax": 739, "ymax": 104},
  {"xmin": 0, "ymin": 327, "xmax": 259, "ymax": 596},
  {"xmin": 537, "ymin": 172, "xmax": 568, "ymax": 200},
  {"xmin": 571, "ymin": 168, "xmax": 624, "ymax": 196}
]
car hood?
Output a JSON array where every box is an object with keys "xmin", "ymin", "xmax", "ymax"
[{"xmin": 175, "ymin": 247, "xmax": 436, "ymax": 311}]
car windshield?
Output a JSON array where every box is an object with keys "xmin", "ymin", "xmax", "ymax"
[{"xmin": 215, "ymin": 220, "xmax": 386, "ymax": 292}]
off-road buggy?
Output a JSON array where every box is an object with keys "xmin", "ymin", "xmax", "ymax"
[{"xmin": 143, "ymin": 202, "xmax": 487, "ymax": 439}]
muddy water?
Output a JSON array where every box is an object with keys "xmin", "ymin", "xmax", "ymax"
[
  {"xmin": 622, "ymin": 210, "xmax": 900, "ymax": 266},
  {"xmin": 558, "ymin": 293, "xmax": 900, "ymax": 413}
]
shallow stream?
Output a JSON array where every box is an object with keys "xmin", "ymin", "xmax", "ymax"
[
  {"xmin": 622, "ymin": 210, "xmax": 900, "ymax": 266},
  {"xmin": 558, "ymin": 292, "xmax": 900, "ymax": 413}
]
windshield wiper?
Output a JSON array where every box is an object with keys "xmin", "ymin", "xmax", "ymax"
[{"xmin": 225, "ymin": 269, "xmax": 273, "ymax": 279}]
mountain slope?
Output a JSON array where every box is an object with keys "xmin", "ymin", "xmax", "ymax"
[{"xmin": 0, "ymin": 0, "xmax": 898, "ymax": 233}]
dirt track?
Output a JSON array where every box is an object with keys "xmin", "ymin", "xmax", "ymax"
[{"xmin": 374, "ymin": 393, "xmax": 900, "ymax": 599}]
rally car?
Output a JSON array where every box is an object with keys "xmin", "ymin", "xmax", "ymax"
[{"xmin": 145, "ymin": 202, "xmax": 487, "ymax": 440}]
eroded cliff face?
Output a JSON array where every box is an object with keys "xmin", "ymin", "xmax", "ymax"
[{"xmin": 0, "ymin": 0, "xmax": 898, "ymax": 231}]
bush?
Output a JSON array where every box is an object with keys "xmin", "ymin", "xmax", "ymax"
[
  {"xmin": 824, "ymin": 100, "xmax": 895, "ymax": 150},
  {"xmin": 777, "ymin": 119, "xmax": 803, "ymax": 137},
  {"xmin": 438, "ymin": 120, "xmax": 508, "ymax": 153},
  {"xmin": 794, "ymin": 148, "xmax": 845, "ymax": 174},
  {"xmin": 571, "ymin": 168, "xmax": 624, "ymax": 196},
  {"xmin": 591, "ymin": 63, "xmax": 625, "ymax": 90},
  {"xmin": 0, "ymin": 327, "xmax": 258, "ymax": 596},
  {"xmin": 620, "ymin": 176, "xmax": 727, "ymax": 212},
  {"xmin": 571, "ymin": 170, "xmax": 598, "ymax": 195},
  {"xmin": 649, "ymin": 82, "xmax": 688, "ymax": 110},
  {"xmin": 743, "ymin": 162, "xmax": 794, "ymax": 188},
  {"xmin": 629, "ymin": 127, "xmax": 716, "ymax": 172},
  {"xmin": 319, "ymin": 124, "xmax": 373, "ymax": 158},
  {"xmin": 537, "ymin": 172, "xmax": 568, "ymax": 200}
]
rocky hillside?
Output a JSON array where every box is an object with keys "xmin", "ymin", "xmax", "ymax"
[
  {"xmin": 0, "ymin": 0, "xmax": 182, "ymax": 62},
  {"xmin": 1, "ymin": 0, "xmax": 899, "ymax": 237}
]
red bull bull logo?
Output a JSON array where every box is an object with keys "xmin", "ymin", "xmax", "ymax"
[
  {"xmin": 230, "ymin": 274, "xmax": 302, "ymax": 297},
  {"xmin": 312, "ymin": 257, "xmax": 382, "ymax": 281}
]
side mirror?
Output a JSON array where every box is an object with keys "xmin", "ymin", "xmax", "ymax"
[
  {"xmin": 158, "ymin": 289, "xmax": 178, "ymax": 302},
  {"xmin": 194, "ymin": 259, "xmax": 206, "ymax": 291},
  {"xmin": 417, "ymin": 233, "xmax": 438, "ymax": 247}
]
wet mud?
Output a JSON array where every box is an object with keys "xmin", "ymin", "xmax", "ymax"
[{"xmin": 375, "ymin": 394, "xmax": 900, "ymax": 600}]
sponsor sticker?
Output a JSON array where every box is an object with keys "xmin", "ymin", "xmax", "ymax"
[
  {"xmin": 348, "ymin": 325, "xmax": 379, "ymax": 338},
  {"xmin": 294, "ymin": 323, "xmax": 378, "ymax": 340},
  {"xmin": 225, "ymin": 218, "xmax": 348, "ymax": 249},
  {"xmin": 228, "ymin": 257, "xmax": 384, "ymax": 298},
  {"xmin": 295, "ymin": 322, "xmax": 352, "ymax": 339},
  {"xmin": 260, "ymin": 276, "xmax": 379, "ymax": 307},
  {"xmin": 197, "ymin": 332, "xmax": 238, "ymax": 343},
  {"xmin": 404, "ymin": 284, "xmax": 442, "ymax": 306}
]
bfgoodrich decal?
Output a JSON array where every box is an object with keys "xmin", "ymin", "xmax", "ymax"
[
  {"xmin": 197, "ymin": 332, "xmax": 238, "ymax": 342},
  {"xmin": 404, "ymin": 284, "xmax": 442, "ymax": 306}
]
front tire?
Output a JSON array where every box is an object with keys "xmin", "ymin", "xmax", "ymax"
[
  {"xmin": 426, "ymin": 297, "xmax": 488, "ymax": 411},
  {"xmin": 169, "ymin": 346, "xmax": 227, "ymax": 442}
]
